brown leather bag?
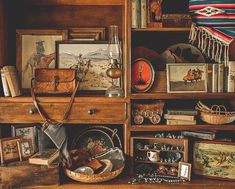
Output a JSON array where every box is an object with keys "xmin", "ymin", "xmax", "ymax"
[{"xmin": 33, "ymin": 68, "xmax": 76, "ymax": 94}]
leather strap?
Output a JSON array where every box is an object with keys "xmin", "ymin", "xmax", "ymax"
[{"xmin": 31, "ymin": 81, "xmax": 80, "ymax": 129}]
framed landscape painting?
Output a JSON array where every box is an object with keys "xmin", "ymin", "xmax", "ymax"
[
  {"xmin": 167, "ymin": 63, "xmax": 207, "ymax": 93},
  {"xmin": 56, "ymin": 41, "xmax": 120, "ymax": 91}
]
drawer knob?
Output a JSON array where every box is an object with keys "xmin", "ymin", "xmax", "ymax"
[
  {"xmin": 29, "ymin": 108, "xmax": 36, "ymax": 115},
  {"xmin": 87, "ymin": 109, "xmax": 95, "ymax": 115}
]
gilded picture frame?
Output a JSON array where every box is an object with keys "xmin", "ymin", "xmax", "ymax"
[{"xmin": 178, "ymin": 162, "xmax": 192, "ymax": 181}]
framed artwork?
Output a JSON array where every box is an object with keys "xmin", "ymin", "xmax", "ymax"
[
  {"xmin": 56, "ymin": 41, "xmax": 120, "ymax": 91},
  {"xmin": 131, "ymin": 58, "xmax": 155, "ymax": 92},
  {"xmin": 0, "ymin": 137, "xmax": 21, "ymax": 164},
  {"xmin": 193, "ymin": 141, "xmax": 235, "ymax": 181},
  {"xmin": 178, "ymin": 162, "xmax": 192, "ymax": 181},
  {"xmin": 148, "ymin": 0, "xmax": 163, "ymax": 27},
  {"xmin": 17, "ymin": 139, "xmax": 34, "ymax": 161},
  {"xmin": 167, "ymin": 63, "xmax": 207, "ymax": 93},
  {"xmin": 11, "ymin": 125, "xmax": 37, "ymax": 152},
  {"xmin": 16, "ymin": 29, "xmax": 68, "ymax": 92},
  {"xmin": 68, "ymin": 27, "xmax": 106, "ymax": 41}
]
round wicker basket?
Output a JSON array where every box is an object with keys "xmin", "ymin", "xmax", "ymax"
[
  {"xmin": 200, "ymin": 112, "xmax": 235, "ymax": 125},
  {"xmin": 64, "ymin": 165, "xmax": 124, "ymax": 183}
]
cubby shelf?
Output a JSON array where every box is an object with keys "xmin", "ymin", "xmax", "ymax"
[
  {"xmin": 132, "ymin": 27, "xmax": 191, "ymax": 32},
  {"xmin": 131, "ymin": 93, "xmax": 235, "ymax": 100},
  {"xmin": 131, "ymin": 125, "xmax": 235, "ymax": 131}
]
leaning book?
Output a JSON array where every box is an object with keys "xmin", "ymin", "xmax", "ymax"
[{"xmin": 29, "ymin": 149, "xmax": 59, "ymax": 166}]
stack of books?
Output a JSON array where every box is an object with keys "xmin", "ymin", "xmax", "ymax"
[{"xmin": 164, "ymin": 109, "xmax": 197, "ymax": 125}]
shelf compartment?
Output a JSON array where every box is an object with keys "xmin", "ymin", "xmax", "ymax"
[
  {"xmin": 132, "ymin": 27, "xmax": 191, "ymax": 32},
  {"xmin": 131, "ymin": 125, "xmax": 235, "ymax": 131},
  {"xmin": 21, "ymin": 0, "xmax": 125, "ymax": 5},
  {"xmin": 131, "ymin": 93, "xmax": 235, "ymax": 100}
]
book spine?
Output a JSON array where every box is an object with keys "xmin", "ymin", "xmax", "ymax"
[
  {"xmin": 218, "ymin": 64, "xmax": 224, "ymax": 93},
  {"xmin": 181, "ymin": 131, "xmax": 215, "ymax": 140},
  {"xmin": 167, "ymin": 110, "xmax": 197, "ymax": 116},
  {"xmin": 0, "ymin": 69, "xmax": 10, "ymax": 97},
  {"xmin": 224, "ymin": 66, "xmax": 229, "ymax": 92},
  {"xmin": 164, "ymin": 114, "xmax": 195, "ymax": 121},
  {"xmin": 212, "ymin": 64, "xmax": 218, "ymax": 93},
  {"xmin": 140, "ymin": 0, "xmax": 147, "ymax": 28},
  {"xmin": 3, "ymin": 66, "xmax": 21, "ymax": 97},
  {"xmin": 166, "ymin": 119, "xmax": 196, "ymax": 125},
  {"xmin": 131, "ymin": 0, "xmax": 138, "ymax": 28},
  {"xmin": 227, "ymin": 61, "xmax": 235, "ymax": 92},
  {"xmin": 207, "ymin": 64, "xmax": 213, "ymax": 92}
]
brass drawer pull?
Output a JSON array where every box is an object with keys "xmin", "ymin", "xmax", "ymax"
[
  {"xmin": 87, "ymin": 109, "xmax": 95, "ymax": 115},
  {"xmin": 29, "ymin": 108, "xmax": 36, "ymax": 115}
]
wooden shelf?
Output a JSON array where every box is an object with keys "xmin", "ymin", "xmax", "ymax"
[
  {"xmin": 21, "ymin": 0, "xmax": 125, "ymax": 5},
  {"xmin": 134, "ymin": 160, "xmax": 178, "ymax": 166},
  {"xmin": 137, "ymin": 149, "xmax": 184, "ymax": 153},
  {"xmin": 131, "ymin": 93, "xmax": 235, "ymax": 100},
  {"xmin": 131, "ymin": 125, "xmax": 235, "ymax": 131},
  {"xmin": 132, "ymin": 27, "xmax": 191, "ymax": 32}
]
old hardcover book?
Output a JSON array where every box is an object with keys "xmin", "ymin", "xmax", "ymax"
[
  {"xmin": 29, "ymin": 149, "xmax": 59, "ymax": 166},
  {"xmin": 212, "ymin": 64, "xmax": 218, "ymax": 93},
  {"xmin": 164, "ymin": 114, "xmax": 195, "ymax": 121},
  {"xmin": 162, "ymin": 14, "xmax": 192, "ymax": 27},
  {"xmin": 228, "ymin": 61, "xmax": 235, "ymax": 92},
  {"xmin": 167, "ymin": 109, "xmax": 197, "ymax": 116},
  {"xmin": 140, "ymin": 0, "xmax": 147, "ymax": 28},
  {"xmin": 181, "ymin": 131, "xmax": 216, "ymax": 140},
  {"xmin": 166, "ymin": 119, "xmax": 196, "ymax": 125},
  {"xmin": 0, "ymin": 68, "xmax": 10, "ymax": 96},
  {"xmin": 131, "ymin": 0, "xmax": 140, "ymax": 28},
  {"xmin": 2, "ymin": 66, "xmax": 21, "ymax": 97},
  {"xmin": 218, "ymin": 64, "xmax": 224, "ymax": 92}
]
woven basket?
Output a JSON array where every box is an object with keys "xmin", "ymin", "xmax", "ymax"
[
  {"xmin": 64, "ymin": 165, "xmax": 124, "ymax": 183},
  {"xmin": 200, "ymin": 112, "xmax": 235, "ymax": 125}
]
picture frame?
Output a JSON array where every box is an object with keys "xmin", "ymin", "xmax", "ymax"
[
  {"xmin": 148, "ymin": 0, "xmax": 163, "ymax": 27},
  {"xmin": 178, "ymin": 162, "xmax": 192, "ymax": 181},
  {"xmin": 167, "ymin": 63, "xmax": 207, "ymax": 93},
  {"xmin": 131, "ymin": 58, "xmax": 155, "ymax": 92},
  {"xmin": 11, "ymin": 125, "xmax": 37, "ymax": 152},
  {"xmin": 193, "ymin": 141, "xmax": 235, "ymax": 181},
  {"xmin": 16, "ymin": 29, "xmax": 68, "ymax": 92},
  {"xmin": 0, "ymin": 137, "xmax": 21, "ymax": 164},
  {"xmin": 68, "ymin": 27, "xmax": 106, "ymax": 41},
  {"xmin": 56, "ymin": 41, "xmax": 120, "ymax": 91},
  {"xmin": 17, "ymin": 139, "xmax": 34, "ymax": 161}
]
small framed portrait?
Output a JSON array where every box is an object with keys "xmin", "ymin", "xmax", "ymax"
[
  {"xmin": 17, "ymin": 139, "xmax": 34, "ymax": 161},
  {"xmin": 148, "ymin": 0, "xmax": 163, "ymax": 27},
  {"xmin": 178, "ymin": 162, "xmax": 192, "ymax": 181},
  {"xmin": 167, "ymin": 63, "xmax": 207, "ymax": 93},
  {"xmin": 0, "ymin": 137, "xmax": 21, "ymax": 164},
  {"xmin": 16, "ymin": 29, "xmax": 68, "ymax": 92},
  {"xmin": 11, "ymin": 125, "xmax": 37, "ymax": 152},
  {"xmin": 56, "ymin": 41, "xmax": 120, "ymax": 91},
  {"xmin": 68, "ymin": 27, "xmax": 105, "ymax": 41},
  {"xmin": 131, "ymin": 58, "xmax": 155, "ymax": 92}
]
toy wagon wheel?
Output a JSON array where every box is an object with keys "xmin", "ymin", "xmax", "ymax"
[
  {"xmin": 134, "ymin": 115, "xmax": 144, "ymax": 125},
  {"xmin": 149, "ymin": 114, "xmax": 161, "ymax": 124}
]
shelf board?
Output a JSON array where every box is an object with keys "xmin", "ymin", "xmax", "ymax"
[
  {"xmin": 132, "ymin": 27, "xmax": 191, "ymax": 32},
  {"xmin": 137, "ymin": 149, "xmax": 184, "ymax": 153},
  {"xmin": 131, "ymin": 125, "xmax": 235, "ymax": 131},
  {"xmin": 134, "ymin": 160, "xmax": 178, "ymax": 166},
  {"xmin": 131, "ymin": 93, "xmax": 235, "ymax": 100},
  {"xmin": 21, "ymin": 0, "xmax": 125, "ymax": 6}
]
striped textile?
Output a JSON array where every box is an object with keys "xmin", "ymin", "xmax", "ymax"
[{"xmin": 189, "ymin": 0, "xmax": 235, "ymax": 26}]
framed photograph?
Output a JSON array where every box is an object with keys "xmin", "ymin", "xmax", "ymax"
[
  {"xmin": 167, "ymin": 63, "xmax": 207, "ymax": 93},
  {"xmin": 16, "ymin": 29, "xmax": 68, "ymax": 92},
  {"xmin": 131, "ymin": 58, "xmax": 155, "ymax": 92},
  {"xmin": 56, "ymin": 41, "xmax": 120, "ymax": 91},
  {"xmin": 17, "ymin": 139, "xmax": 34, "ymax": 161},
  {"xmin": 68, "ymin": 27, "xmax": 105, "ymax": 41},
  {"xmin": 178, "ymin": 162, "xmax": 192, "ymax": 181},
  {"xmin": 193, "ymin": 141, "xmax": 235, "ymax": 181},
  {"xmin": 11, "ymin": 125, "xmax": 37, "ymax": 152},
  {"xmin": 0, "ymin": 137, "xmax": 21, "ymax": 164},
  {"xmin": 148, "ymin": 0, "xmax": 163, "ymax": 27}
]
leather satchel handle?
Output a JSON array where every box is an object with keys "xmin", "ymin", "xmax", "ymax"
[{"xmin": 31, "ymin": 78, "xmax": 80, "ymax": 130}]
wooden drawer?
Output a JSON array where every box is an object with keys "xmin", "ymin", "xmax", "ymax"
[{"xmin": 0, "ymin": 102, "xmax": 126, "ymax": 124}]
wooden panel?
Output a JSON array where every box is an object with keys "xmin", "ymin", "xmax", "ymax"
[
  {"xmin": 0, "ymin": 102, "xmax": 126, "ymax": 123},
  {"xmin": 0, "ymin": 161, "xmax": 59, "ymax": 188},
  {"xmin": 0, "ymin": 0, "xmax": 6, "ymax": 68}
]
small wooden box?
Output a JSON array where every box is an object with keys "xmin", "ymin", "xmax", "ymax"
[
  {"xmin": 162, "ymin": 14, "xmax": 192, "ymax": 28},
  {"xmin": 0, "ymin": 161, "xmax": 60, "ymax": 188}
]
